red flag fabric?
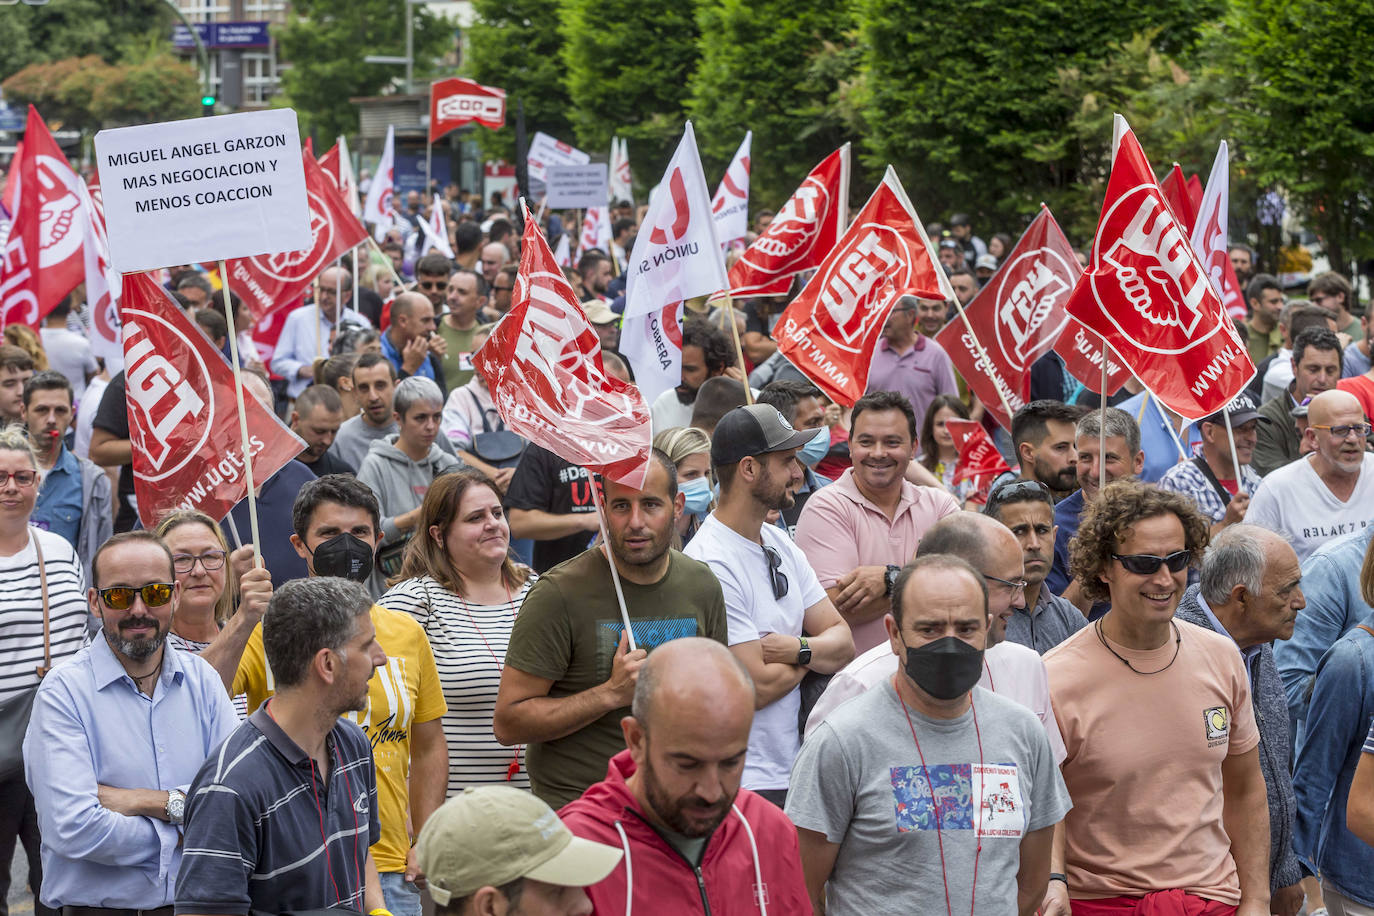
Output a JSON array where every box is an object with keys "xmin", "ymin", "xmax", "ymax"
[
  {"xmin": 1053, "ymin": 320, "xmax": 1132, "ymax": 396},
  {"xmin": 1064, "ymin": 117, "xmax": 1254, "ymax": 420},
  {"xmin": 728, "ymin": 144, "xmax": 849, "ymax": 297},
  {"xmin": 429, "ymin": 77, "xmax": 506, "ymax": 142},
  {"xmin": 1161, "ymin": 164, "xmax": 1198, "ymax": 234},
  {"xmin": 224, "ymin": 149, "xmax": 367, "ymax": 320},
  {"xmin": 318, "ymin": 143, "xmax": 342, "ymax": 192},
  {"xmin": 0, "ymin": 107, "xmax": 88, "ymax": 327},
  {"xmin": 775, "ymin": 165, "xmax": 947, "ymax": 406},
  {"xmin": 946, "ymin": 418, "xmax": 1012, "ymax": 503},
  {"xmin": 473, "ymin": 202, "xmax": 652, "ymax": 488},
  {"xmin": 934, "ymin": 207, "xmax": 1083, "ymax": 430},
  {"xmin": 119, "ymin": 272, "xmax": 305, "ymax": 529}
]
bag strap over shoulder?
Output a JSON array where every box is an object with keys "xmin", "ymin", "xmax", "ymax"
[{"xmin": 33, "ymin": 532, "xmax": 50, "ymax": 677}]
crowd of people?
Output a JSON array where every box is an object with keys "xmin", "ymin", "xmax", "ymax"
[{"xmin": 2, "ymin": 192, "xmax": 1374, "ymax": 916}]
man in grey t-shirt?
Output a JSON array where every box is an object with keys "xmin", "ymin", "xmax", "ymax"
[{"xmin": 786, "ymin": 554, "xmax": 1070, "ymax": 915}]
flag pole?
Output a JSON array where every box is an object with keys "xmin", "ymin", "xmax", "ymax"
[
  {"xmin": 313, "ymin": 274, "xmax": 323, "ymax": 358},
  {"xmin": 724, "ymin": 299, "xmax": 753, "ymax": 405},
  {"xmin": 1222, "ymin": 409, "xmax": 1242, "ymax": 483},
  {"xmin": 588, "ymin": 474, "xmax": 636, "ymax": 650},
  {"xmin": 367, "ymin": 235, "xmax": 408, "ymax": 289},
  {"xmin": 949, "ymin": 298, "xmax": 1016, "ymax": 427},
  {"xmin": 1099, "ymin": 334, "xmax": 1108, "ymax": 493},
  {"xmin": 219, "ymin": 260, "xmax": 262, "ymax": 569}
]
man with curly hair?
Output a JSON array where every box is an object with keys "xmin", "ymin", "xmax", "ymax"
[{"xmin": 1044, "ymin": 480, "xmax": 1273, "ymax": 915}]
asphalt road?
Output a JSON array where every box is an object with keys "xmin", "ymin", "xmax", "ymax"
[{"xmin": 7, "ymin": 847, "xmax": 32, "ymax": 914}]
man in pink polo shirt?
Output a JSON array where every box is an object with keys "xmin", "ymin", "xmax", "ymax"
[
  {"xmin": 794, "ymin": 390, "xmax": 960, "ymax": 652},
  {"xmin": 866, "ymin": 295, "xmax": 960, "ymax": 439}
]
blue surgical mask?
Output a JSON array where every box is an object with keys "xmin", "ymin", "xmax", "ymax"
[
  {"xmin": 680, "ymin": 476, "xmax": 712, "ymax": 515},
  {"xmin": 798, "ymin": 426, "xmax": 830, "ymax": 467}
]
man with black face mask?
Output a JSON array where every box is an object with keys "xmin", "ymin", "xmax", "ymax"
[
  {"xmin": 787, "ymin": 553, "xmax": 1070, "ymax": 916},
  {"xmin": 221, "ymin": 475, "xmax": 449, "ymax": 916}
]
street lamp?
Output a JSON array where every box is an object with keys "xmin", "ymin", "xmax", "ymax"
[{"xmin": 363, "ymin": 0, "xmax": 424, "ymax": 93}]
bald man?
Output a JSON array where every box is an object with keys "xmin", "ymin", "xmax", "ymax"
[
  {"xmin": 559, "ymin": 638, "xmax": 810, "ymax": 913},
  {"xmin": 480, "ymin": 242, "xmax": 508, "ymax": 286},
  {"xmin": 272, "ymin": 266, "xmax": 370, "ymax": 399},
  {"xmin": 380, "ymin": 291, "xmax": 447, "ymax": 396},
  {"xmin": 1247, "ymin": 389, "xmax": 1374, "ymax": 562}
]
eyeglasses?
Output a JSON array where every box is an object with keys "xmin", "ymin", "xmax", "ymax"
[
  {"xmin": 0, "ymin": 470, "xmax": 36, "ymax": 488},
  {"xmin": 1311, "ymin": 423, "xmax": 1372, "ymax": 440},
  {"xmin": 172, "ymin": 550, "xmax": 226, "ymax": 574},
  {"xmin": 1113, "ymin": 550, "xmax": 1191, "ymax": 576},
  {"xmin": 492, "ymin": 284, "xmax": 514, "ymax": 293},
  {"xmin": 983, "ymin": 573, "xmax": 1029, "ymax": 594},
  {"xmin": 417, "ymin": 280, "xmax": 446, "ymax": 291},
  {"xmin": 763, "ymin": 545, "xmax": 790, "ymax": 601},
  {"xmin": 98, "ymin": 582, "xmax": 175, "ymax": 610}
]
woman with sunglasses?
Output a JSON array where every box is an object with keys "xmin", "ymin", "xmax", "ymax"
[
  {"xmin": 0, "ymin": 425, "xmax": 89, "ymax": 912},
  {"xmin": 379, "ymin": 469, "xmax": 535, "ymax": 794}
]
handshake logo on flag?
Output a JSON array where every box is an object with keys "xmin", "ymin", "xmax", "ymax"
[
  {"xmin": 997, "ymin": 255, "xmax": 1072, "ymax": 370},
  {"xmin": 818, "ymin": 226, "xmax": 902, "ymax": 349}
]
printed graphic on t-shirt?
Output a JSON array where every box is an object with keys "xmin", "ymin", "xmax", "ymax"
[
  {"xmin": 1204, "ymin": 705, "xmax": 1230, "ymax": 747},
  {"xmin": 891, "ymin": 763, "xmax": 1024, "ymax": 838},
  {"xmin": 596, "ymin": 617, "xmax": 702, "ymax": 672}
]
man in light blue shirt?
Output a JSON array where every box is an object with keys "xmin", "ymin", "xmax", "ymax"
[
  {"xmin": 271, "ymin": 266, "xmax": 371, "ymax": 399},
  {"xmin": 23, "ymin": 531, "xmax": 238, "ymax": 911}
]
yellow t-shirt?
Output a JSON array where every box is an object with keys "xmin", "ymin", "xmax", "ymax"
[{"xmin": 233, "ymin": 605, "xmax": 447, "ymax": 873}]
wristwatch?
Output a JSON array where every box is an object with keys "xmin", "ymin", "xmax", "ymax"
[
  {"xmin": 165, "ymin": 789, "xmax": 186, "ymax": 826},
  {"xmin": 797, "ymin": 636, "xmax": 812, "ymax": 667},
  {"xmin": 884, "ymin": 565, "xmax": 902, "ymax": 598}
]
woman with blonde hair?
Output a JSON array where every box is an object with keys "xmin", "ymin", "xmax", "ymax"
[
  {"xmin": 379, "ymin": 468, "xmax": 535, "ymax": 793},
  {"xmin": 653, "ymin": 426, "xmax": 712, "ymax": 547},
  {"xmin": 4, "ymin": 325, "xmax": 47, "ymax": 371}
]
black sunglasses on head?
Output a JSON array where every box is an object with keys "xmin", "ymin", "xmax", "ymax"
[
  {"xmin": 763, "ymin": 545, "xmax": 789, "ymax": 601},
  {"xmin": 1112, "ymin": 550, "xmax": 1191, "ymax": 576}
]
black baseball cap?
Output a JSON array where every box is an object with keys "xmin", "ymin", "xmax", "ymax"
[
  {"xmin": 711, "ymin": 404, "xmax": 818, "ymax": 467},
  {"xmin": 1201, "ymin": 392, "xmax": 1267, "ymax": 427}
]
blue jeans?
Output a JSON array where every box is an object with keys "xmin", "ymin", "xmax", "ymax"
[{"xmin": 379, "ymin": 870, "xmax": 423, "ymax": 916}]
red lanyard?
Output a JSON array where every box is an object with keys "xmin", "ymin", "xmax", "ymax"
[
  {"xmin": 458, "ymin": 582, "xmax": 521, "ymax": 781},
  {"xmin": 900, "ymin": 692, "xmax": 985, "ymax": 916}
]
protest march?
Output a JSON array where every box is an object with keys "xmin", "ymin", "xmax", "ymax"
[{"xmin": 2, "ymin": 14, "xmax": 1374, "ymax": 916}]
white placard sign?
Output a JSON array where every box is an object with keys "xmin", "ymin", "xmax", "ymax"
[
  {"xmin": 95, "ymin": 108, "xmax": 310, "ymax": 273},
  {"xmin": 526, "ymin": 131, "xmax": 590, "ymax": 184},
  {"xmin": 546, "ymin": 164, "xmax": 609, "ymax": 209}
]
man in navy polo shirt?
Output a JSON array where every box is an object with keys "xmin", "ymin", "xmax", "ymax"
[{"xmin": 176, "ymin": 577, "xmax": 388, "ymax": 915}]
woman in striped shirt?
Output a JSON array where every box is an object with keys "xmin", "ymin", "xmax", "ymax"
[{"xmin": 380, "ymin": 469, "xmax": 534, "ymax": 795}]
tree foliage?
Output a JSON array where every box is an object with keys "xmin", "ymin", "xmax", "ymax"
[
  {"xmin": 3, "ymin": 50, "xmax": 200, "ymax": 130},
  {"xmin": 467, "ymin": 0, "xmax": 573, "ymax": 163},
  {"xmin": 275, "ymin": 0, "xmax": 451, "ymax": 141},
  {"xmin": 0, "ymin": 0, "xmax": 176, "ymax": 80},
  {"xmin": 558, "ymin": 0, "xmax": 699, "ymax": 178}
]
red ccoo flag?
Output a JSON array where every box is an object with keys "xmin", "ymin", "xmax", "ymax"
[
  {"xmin": 728, "ymin": 144, "xmax": 849, "ymax": 298},
  {"xmin": 223, "ymin": 149, "xmax": 368, "ymax": 321},
  {"xmin": 0, "ymin": 106, "xmax": 89, "ymax": 328},
  {"xmin": 1064, "ymin": 115, "xmax": 1254, "ymax": 420},
  {"xmin": 775, "ymin": 165, "xmax": 947, "ymax": 406},
  {"xmin": 473, "ymin": 201, "xmax": 652, "ymax": 488},
  {"xmin": 119, "ymin": 272, "xmax": 305, "ymax": 529},
  {"xmin": 430, "ymin": 77, "xmax": 506, "ymax": 141}
]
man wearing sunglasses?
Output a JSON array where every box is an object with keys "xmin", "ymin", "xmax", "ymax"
[
  {"xmin": 23, "ymin": 531, "xmax": 239, "ymax": 915},
  {"xmin": 272, "ymin": 265, "xmax": 372, "ymax": 400},
  {"xmin": 1247, "ymin": 389, "xmax": 1374, "ymax": 563},
  {"xmin": 684, "ymin": 404, "xmax": 855, "ymax": 806},
  {"xmin": 1045, "ymin": 481, "xmax": 1271, "ymax": 916}
]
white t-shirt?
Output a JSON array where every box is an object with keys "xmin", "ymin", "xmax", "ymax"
[
  {"xmin": 1246, "ymin": 452, "xmax": 1374, "ymax": 562},
  {"xmin": 804, "ymin": 639, "xmax": 1067, "ymax": 764},
  {"xmin": 650, "ymin": 387, "xmax": 695, "ymax": 433},
  {"xmin": 684, "ymin": 512, "xmax": 827, "ymax": 790},
  {"xmin": 40, "ymin": 327, "xmax": 98, "ymax": 401}
]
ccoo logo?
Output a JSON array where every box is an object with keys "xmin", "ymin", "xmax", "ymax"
[
  {"xmin": 250, "ymin": 188, "xmax": 336, "ymax": 285},
  {"xmin": 992, "ymin": 249, "xmax": 1075, "ymax": 372}
]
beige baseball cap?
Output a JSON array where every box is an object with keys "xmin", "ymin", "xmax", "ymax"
[{"xmin": 416, "ymin": 786, "xmax": 623, "ymax": 905}]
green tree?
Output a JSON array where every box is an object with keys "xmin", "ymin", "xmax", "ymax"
[
  {"xmin": 855, "ymin": 0, "xmax": 1221, "ymax": 237},
  {"xmin": 558, "ymin": 0, "xmax": 699, "ymax": 177},
  {"xmin": 688, "ymin": 0, "xmax": 855, "ymax": 208},
  {"xmin": 467, "ymin": 0, "xmax": 573, "ymax": 163},
  {"xmin": 3, "ymin": 50, "xmax": 199, "ymax": 130},
  {"xmin": 275, "ymin": 0, "xmax": 451, "ymax": 141},
  {"xmin": 0, "ymin": 0, "xmax": 176, "ymax": 80},
  {"xmin": 1220, "ymin": 0, "xmax": 1374, "ymax": 274}
]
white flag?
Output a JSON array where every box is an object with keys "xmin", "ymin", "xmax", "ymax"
[
  {"xmin": 419, "ymin": 193, "xmax": 455, "ymax": 259},
  {"xmin": 710, "ymin": 131, "xmax": 751, "ymax": 245},
  {"xmin": 362, "ymin": 125, "xmax": 396, "ymax": 241},
  {"xmin": 621, "ymin": 302, "xmax": 684, "ymax": 407},
  {"xmin": 1191, "ymin": 141, "xmax": 1247, "ymax": 321},
  {"xmin": 82, "ymin": 182, "xmax": 123, "ymax": 374},
  {"xmin": 553, "ymin": 231, "xmax": 572, "ymax": 268},
  {"xmin": 579, "ymin": 206, "xmax": 611, "ymax": 257},
  {"xmin": 610, "ymin": 136, "xmax": 634, "ymax": 207},
  {"xmin": 623, "ymin": 122, "xmax": 728, "ymax": 321},
  {"xmin": 338, "ymin": 134, "xmax": 362, "ymax": 216}
]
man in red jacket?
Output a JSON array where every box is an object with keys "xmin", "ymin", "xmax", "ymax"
[{"xmin": 560, "ymin": 637, "xmax": 809, "ymax": 914}]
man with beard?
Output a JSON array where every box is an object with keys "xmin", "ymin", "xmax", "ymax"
[
  {"xmin": 684, "ymin": 405, "xmax": 854, "ymax": 805},
  {"xmin": 795, "ymin": 390, "xmax": 959, "ymax": 653},
  {"xmin": 865, "ymin": 296, "xmax": 959, "ymax": 446},
  {"xmin": 559, "ymin": 638, "xmax": 811, "ymax": 913},
  {"xmin": 788, "ymin": 554, "xmax": 1070, "ymax": 916},
  {"xmin": 1247, "ymin": 389, "xmax": 1374, "ymax": 563},
  {"xmin": 495, "ymin": 451, "xmax": 730, "ymax": 808},
  {"xmin": 649, "ymin": 320, "xmax": 735, "ymax": 432},
  {"xmin": 176, "ymin": 577, "xmax": 388, "ymax": 915},
  {"xmin": 290, "ymin": 384, "xmax": 355, "ymax": 476},
  {"xmin": 1012, "ymin": 400, "xmax": 1085, "ymax": 501},
  {"xmin": 25, "ymin": 532, "xmax": 239, "ymax": 912},
  {"xmin": 1159, "ymin": 394, "xmax": 1265, "ymax": 534}
]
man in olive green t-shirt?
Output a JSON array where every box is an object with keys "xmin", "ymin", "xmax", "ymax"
[
  {"xmin": 493, "ymin": 451, "xmax": 728, "ymax": 807},
  {"xmin": 437, "ymin": 267, "xmax": 486, "ymax": 388}
]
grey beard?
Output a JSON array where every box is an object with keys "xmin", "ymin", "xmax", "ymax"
[{"xmin": 104, "ymin": 625, "xmax": 168, "ymax": 662}]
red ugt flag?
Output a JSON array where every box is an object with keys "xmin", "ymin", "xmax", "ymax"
[
  {"xmin": 473, "ymin": 202, "xmax": 652, "ymax": 488},
  {"xmin": 120, "ymin": 272, "xmax": 305, "ymax": 529},
  {"xmin": 946, "ymin": 418, "xmax": 1012, "ymax": 504},
  {"xmin": 934, "ymin": 206, "xmax": 1084, "ymax": 430},
  {"xmin": 429, "ymin": 78, "xmax": 506, "ymax": 141},
  {"xmin": 775, "ymin": 165, "xmax": 947, "ymax": 406},
  {"xmin": 0, "ymin": 106, "xmax": 88, "ymax": 328},
  {"xmin": 1064, "ymin": 116, "xmax": 1254, "ymax": 420},
  {"xmin": 728, "ymin": 144, "xmax": 850, "ymax": 298},
  {"xmin": 224, "ymin": 149, "xmax": 368, "ymax": 320}
]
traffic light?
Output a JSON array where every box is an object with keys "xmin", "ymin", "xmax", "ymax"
[{"xmin": 201, "ymin": 95, "xmax": 215, "ymax": 117}]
